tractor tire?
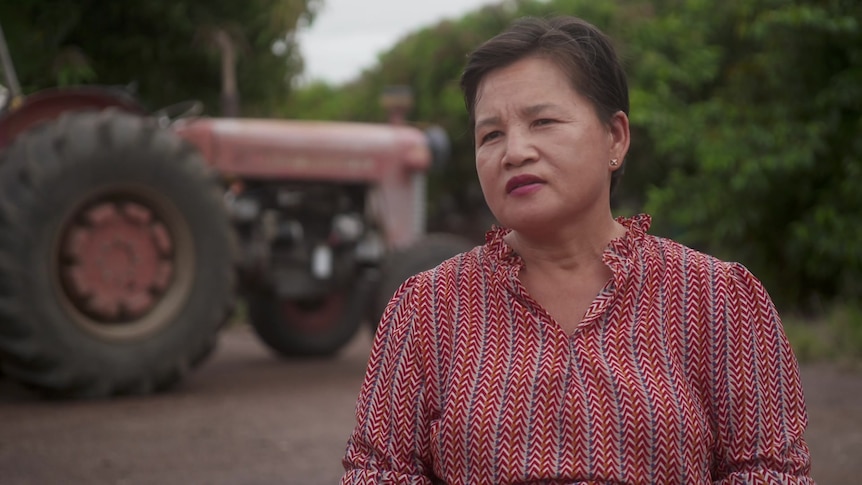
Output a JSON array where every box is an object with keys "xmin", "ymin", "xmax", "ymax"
[
  {"xmin": 0, "ymin": 110, "xmax": 236, "ymax": 399},
  {"xmin": 246, "ymin": 270, "xmax": 377, "ymax": 358},
  {"xmin": 370, "ymin": 233, "xmax": 475, "ymax": 332}
]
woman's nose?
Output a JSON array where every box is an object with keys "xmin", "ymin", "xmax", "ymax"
[{"xmin": 502, "ymin": 129, "xmax": 537, "ymax": 167}]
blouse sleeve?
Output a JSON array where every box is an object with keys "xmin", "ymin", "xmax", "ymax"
[
  {"xmin": 341, "ymin": 274, "xmax": 435, "ymax": 484},
  {"xmin": 709, "ymin": 262, "xmax": 814, "ymax": 484}
]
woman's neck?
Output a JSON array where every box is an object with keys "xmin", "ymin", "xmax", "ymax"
[{"xmin": 505, "ymin": 214, "xmax": 626, "ymax": 275}]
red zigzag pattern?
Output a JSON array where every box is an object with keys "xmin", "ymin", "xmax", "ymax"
[{"xmin": 342, "ymin": 214, "xmax": 813, "ymax": 484}]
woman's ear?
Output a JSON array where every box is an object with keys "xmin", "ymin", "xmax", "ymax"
[{"xmin": 608, "ymin": 110, "xmax": 631, "ymax": 164}]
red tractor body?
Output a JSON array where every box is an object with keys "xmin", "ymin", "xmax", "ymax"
[{"xmin": 176, "ymin": 117, "xmax": 433, "ymax": 248}]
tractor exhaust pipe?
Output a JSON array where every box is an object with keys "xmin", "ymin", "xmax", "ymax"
[{"xmin": 0, "ymin": 20, "xmax": 23, "ymax": 101}]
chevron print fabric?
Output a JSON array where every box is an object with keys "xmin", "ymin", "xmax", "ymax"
[{"xmin": 342, "ymin": 214, "xmax": 813, "ymax": 484}]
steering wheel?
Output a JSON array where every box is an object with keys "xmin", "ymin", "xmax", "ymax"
[{"xmin": 153, "ymin": 100, "xmax": 204, "ymax": 127}]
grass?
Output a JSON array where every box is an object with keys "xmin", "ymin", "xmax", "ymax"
[
  {"xmin": 227, "ymin": 298, "xmax": 249, "ymax": 327},
  {"xmin": 782, "ymin": 303, "xmax": 862, "ymax": 368}
]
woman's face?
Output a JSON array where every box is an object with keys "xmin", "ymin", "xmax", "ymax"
[{"xmin": 473, "ymin": 55, "xmax": 628, "ymax": 236}]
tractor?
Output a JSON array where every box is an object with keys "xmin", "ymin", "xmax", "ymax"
[{"xmin": 0, "ymin": 24, "xmax": 473, "ymax": 398}]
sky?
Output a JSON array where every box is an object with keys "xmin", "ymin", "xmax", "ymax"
[{"xmin": 295, "ymin": 0, "xmax": 495, "ymax": 85}]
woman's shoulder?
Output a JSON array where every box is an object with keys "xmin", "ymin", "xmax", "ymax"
[
  {"xmin": 376, "ymin": 244, "xmax": 488, "ymax": 342},
  {"xmin": 646, "ymin": 233, "xmax": 719, "ymax": 262},
  {"xmin": 391, "ymin": 242, "xmax": 484, "ymax": 296},
  {"xmin": 621, "ymin": 215, "xmax": 725, "ymax": 267},
  {"xmin": 406, "ymin": 229, "xmax": 510, "ymax": 282},
  {"xmin": 643, "ymin": 233, "xmax": 761, "ymax": 291}
]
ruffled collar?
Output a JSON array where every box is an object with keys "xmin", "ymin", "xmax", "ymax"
[{"xmin": 483, "ymin": 213, "xmax": 652, "ymax": 274}]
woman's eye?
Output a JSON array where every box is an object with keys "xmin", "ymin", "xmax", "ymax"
[
  {"xmin": 534, "ymin": 118, "xmax": 555, "ymax": 127},
  {"xmin": 480, "ymin": 131, "xmax": 502, "ymax": 143}
]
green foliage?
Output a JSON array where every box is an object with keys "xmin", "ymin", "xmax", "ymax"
[
  {"xmin": 633, "ymin": 0, "xmax": 862, "ymax": 309},
  {"xmin": 287, "ymin": 0, "xmax": 860, "ymax": 313},
  {"xmin": 0, "ymin": 0, "xmax": 320, "ymax": 114}
]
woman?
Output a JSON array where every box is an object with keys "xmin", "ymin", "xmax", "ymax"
[{"xmin": 342, "ymin": 16, "xmax": 813, "ymax": 484}]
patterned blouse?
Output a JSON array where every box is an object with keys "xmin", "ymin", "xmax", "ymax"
[{"xmin": 342, "ymin": 214, "xmax": 813, "ymax": 484}]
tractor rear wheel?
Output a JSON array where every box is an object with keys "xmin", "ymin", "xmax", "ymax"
[
  {"xmin": 0, "ymin": 110, "xmax": 236, "ymax": 398},
  {"xmin": 370, "ymin": 234, "xmax": 474, "ymax": 332}
]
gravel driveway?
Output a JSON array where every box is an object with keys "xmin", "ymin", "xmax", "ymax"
[{"xmin": 1, "ymin": 325, "xmax": 859, "ymax": 484}]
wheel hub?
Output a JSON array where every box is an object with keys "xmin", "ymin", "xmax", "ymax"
[
  {"xmin": 61, "ymin": 201, "xmax": 174, "ymax": 321},
  {"xmin": 280, "ymin": 292, "xmax": 347, "ymax": 334}
]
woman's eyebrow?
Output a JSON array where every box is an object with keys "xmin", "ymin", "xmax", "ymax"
[
  {"xmin": 475, "ymin": 103, "xmax": 557, "ymax": 132},
  {"xmin": 520, "ymin": 103, "xmax": 555, "ymax": 118},
  {"xmin": 475, "ymin": 115, "xmax": 500, "ymax": 133}
]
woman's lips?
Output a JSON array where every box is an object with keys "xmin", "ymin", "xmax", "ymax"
[{"xmin": 505, "ymin": 174, "xmax": 544, "ymax": 194}]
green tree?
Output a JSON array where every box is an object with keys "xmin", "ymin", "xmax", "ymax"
[
  {"xmin": 633, "ymin": 0, "xmax": 862, "ymax": 308},
  {"xmin": 1, "ymin": 0, "xmax": 321, "ymax": 115}
]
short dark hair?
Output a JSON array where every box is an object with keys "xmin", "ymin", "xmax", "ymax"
[{"xmin": 460, "ymin": 16, "xmax": 630, "ymax": 195}]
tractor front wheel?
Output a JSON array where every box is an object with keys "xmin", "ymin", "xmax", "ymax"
[{"xmin": 246, "ymin": 271, "xmax": 376, "ymax": 358}]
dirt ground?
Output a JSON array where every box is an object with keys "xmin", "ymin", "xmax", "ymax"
[{"xmin": 1, "ymin": 325, "xmax": 859, "ymax": 484}]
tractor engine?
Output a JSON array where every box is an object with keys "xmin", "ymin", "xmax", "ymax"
[
  {"xmin": 166, "ymin": 117, "xmax": 456, "ymax": 358},
  {"xmin": 227, "ymin": 181, "xmax": 384, "ymax": 300}
]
